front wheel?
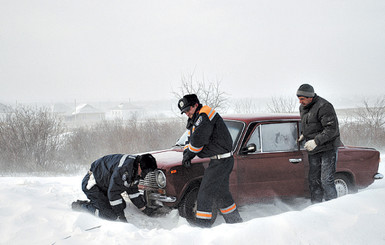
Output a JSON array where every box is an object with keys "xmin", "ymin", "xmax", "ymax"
[
  {"xmin": 178, "ymin": 187, "xmax": 217, "ymax": 226},
  {"xmin": 334, "ymin": 173, "xmax": 356, "ymax": 197}
]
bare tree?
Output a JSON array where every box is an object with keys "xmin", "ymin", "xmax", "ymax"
[
  {"xmin": 354, "ymin": 97, "xmax": 385, "ymax": 133},
  {"xmin": 172, "ymin": 71, "xmax": 228, "ymax": 112},
  {"xmin": 339, "ymin": 96, "xmax": 385, "ymax": 148},
  {"xmin": 232, "ymin": 98, "xmax": 260, "ymax": 114},
  {"xmin": 0, "ymin": 106, "xmax": 64, "ymax": 171},
  {"xmin": 64, "ymin": 118, "xmax": 186, "ymax": 167},
  {"xmin": 267, "ymin": 96, "xmax": 297, "ymax": 113}
]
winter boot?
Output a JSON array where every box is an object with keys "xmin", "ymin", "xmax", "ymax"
[
  {"xmin": 71, "ymin": 200, "xmax": 90, "ymax": 212},
  {"xmin": 223, "ymin": 209, "xmax": 243, "ymax": 224},
  {"xmin": 194, "ymin": 218, "xmax": 213, "ymax": 228}
]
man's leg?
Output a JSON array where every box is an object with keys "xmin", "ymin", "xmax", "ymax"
[
  {"xmin": 195, "ymin": 159, "xmax": 226, "ymax": 227},
  {"xmin": 80, "ymin": 173, "xmax": 118, "ymax": 220},
  {"xmin": 217, "ymin": 157, "xmax": 242, "ymax": 224},
  {"xmin": 308, "ymin": 153, "xmax": 324, "ymax": 203},
  {"xmin": 321, "ymin": 149, "xmax": 338, "ymax": 201}
]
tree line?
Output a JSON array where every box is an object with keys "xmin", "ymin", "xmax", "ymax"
[
  {"xmin": 0, "ymin": 106, "xmax": 185, "ymax": 174},
  {"xmin": 1, "ymin": 96, "xmax": 384, "ymax": 174}
]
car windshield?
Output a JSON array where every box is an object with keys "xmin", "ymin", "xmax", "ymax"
[{"xmin": 174, "ymin": 120, "xmax": 244, "ymax": 151}]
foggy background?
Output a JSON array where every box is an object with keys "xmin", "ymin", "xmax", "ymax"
[
  {"xmin": 1, "ymin": 0, "xmax": 384, "ymax": 106},
  {"xmin": 1, "ymin": 0, "xmax": 385, "ymax": 174}
]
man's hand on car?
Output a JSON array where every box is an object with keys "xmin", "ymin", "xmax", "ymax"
[
  {"xmin": 182, "ymin": 149, "xmax": 195, "ymax": 168},
  {"xmin": 297, "ymin": 134, "xmax": 305, "ymax": 142},
  {"xmin": 182, "ymin": 158, "xmax": 191, "ymax": 168}
]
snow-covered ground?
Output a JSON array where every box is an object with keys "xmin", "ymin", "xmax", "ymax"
[{"xmin": 1, "ymin": 157, "xmax": 384, "ymax": 245}]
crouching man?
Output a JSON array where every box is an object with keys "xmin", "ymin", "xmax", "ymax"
[{"xmin": 72, "ymin": 153, "xmax": 157, "ymax": 222}]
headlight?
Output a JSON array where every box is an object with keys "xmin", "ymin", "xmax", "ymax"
[{"xmin": 155, "ymin": 169, "xmax": 166, "ymax": 188}]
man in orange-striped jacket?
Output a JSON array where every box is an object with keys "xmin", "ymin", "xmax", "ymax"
[{"xmin": 178, "ymin": 94, "xmax": 243, "ymax": 227}]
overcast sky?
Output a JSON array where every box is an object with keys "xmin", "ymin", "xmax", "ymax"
[{"xmin": 1, "ymin": 0, "xmax": 384, "ymax": 105}]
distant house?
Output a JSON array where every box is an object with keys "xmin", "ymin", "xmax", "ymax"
[
  {"xmin": 69, "ymin": 104, "xmax": 105, "ymax": 126},
  {"xmin": 108, "ymin": 102, "xmax": 143, "ymax": 120}
]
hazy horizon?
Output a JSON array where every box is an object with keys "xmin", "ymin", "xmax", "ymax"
[{"xmin": 1, "ymin": 1, "xmax": 384, "ymax": 104}]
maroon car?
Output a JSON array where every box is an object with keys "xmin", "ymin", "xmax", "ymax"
[{"xmin": 139, "ymin": 114, "xmax": 382, "ymax": 224}]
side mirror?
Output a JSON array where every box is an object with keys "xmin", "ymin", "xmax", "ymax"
[{"xmin": 241, "ymin": 143, "xmax": 257, "ymax": 154}]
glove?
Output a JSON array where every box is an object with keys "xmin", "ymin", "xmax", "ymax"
[
  {"xmin": 297, "ymin": 134, "xmax": 305, "ymax": 142},
  {"xmin": 142, "ymin": 207, "xmax": 156, "ymax": 217},
  {"xmin": 182, "ymin": 149, "xmax": 194, "ymax": 168},
  {"xmin": 117, "ymin": 215, "xmax": 127, "ymax": 223},
  {"xmin": 304, "ymin": 140, "xmax": 317, "ymax": 151},
  {"xmin": 182, "ymin": 158, "xmax": 191, "ymax": 168}
]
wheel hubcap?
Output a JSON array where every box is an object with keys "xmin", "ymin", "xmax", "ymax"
[{"xmin": 335, "ymin": 179, "xmax": 348, "ymax": 197}]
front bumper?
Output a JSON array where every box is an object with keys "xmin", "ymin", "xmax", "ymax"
[
  {"xmin": 374, "ymin": 172, "xmax": 384, "ymax": 180},
  {"xmin": 148, "ymin": 192, "xmax": 176, "ymax": 203},
  {"xmin": 144, "ymin": 190, "xmax": 176, "ymax": 208}
]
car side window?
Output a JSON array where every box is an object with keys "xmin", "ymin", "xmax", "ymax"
[
  {"xmin": 247, "ymin": 125, "xmax": 262, "ymax": 152},
  {"xmin": 247, "ymin": 122, "xmax": 298, "ymax": 153}
]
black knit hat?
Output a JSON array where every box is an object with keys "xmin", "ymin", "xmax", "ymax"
[
  {"xmin": 178, "ymin": 94, "xmax": 200, "ymax": 114},
  {"xmin": 139, "ymin": 154, "xmax": 157, "ymax": 171},
  {"xmin": 296, "ymin": 84, "xmax": 315, "ymax": 98}
]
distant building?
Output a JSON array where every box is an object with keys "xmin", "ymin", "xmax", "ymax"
[
  {"xmin": 68, "ymin": 104, "xmax": 105, "ymax": 126},
  {"xmin": 107, "ymin": 102, "xmax": 143, "ymax": 120}
]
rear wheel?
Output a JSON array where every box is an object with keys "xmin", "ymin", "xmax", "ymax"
[
  {"xmin": 178, "ymin": 187, "xmax": 217, "ymax": 226},
  {"xmin": 334, "ymin": 173, "xmax": 356, "ymax": 197}
]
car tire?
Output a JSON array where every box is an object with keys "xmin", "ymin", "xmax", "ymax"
[
  {"xmin": 334, "ymin": 173, "xmax": 357, "ymax": 197},
  {"xmin": 178, "ymin": 187, "xmax": 218, "ymax": 226}
]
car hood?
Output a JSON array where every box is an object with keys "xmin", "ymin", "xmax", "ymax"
[{"xmin": 144, "ymin": 147, "xmax": 208, "ymax": 169}]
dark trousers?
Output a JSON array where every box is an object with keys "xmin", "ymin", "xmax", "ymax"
[
  {"xmin": 81, "ymin": 173, "xmax": 124, "ymax": 220},
  {"xmin": 196, "ymin": 156, "xmax": 241, "ymax": 225},
  {"xmin": 308, "ymin": 148, "xmax": 338, "ymax": 203}
]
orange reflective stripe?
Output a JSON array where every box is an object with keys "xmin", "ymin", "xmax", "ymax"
[
  {"xmin": 189, "ymin": 144, "xmax": 203, "ymax": 153},
  {"xmin": 196, "ymin": 211, "xmax": 212, "ymax": 220},
  {"xmin": 220, "ymin": 203, "xmax": 236, "ymax": 214},
  {"xmin": 199, "ymin": 106, "xmax": 217, "ymax": 121},
  {"xmin": 199, "ymin": 105, "xmax": 212, "ymax": 115},
  {"xmin": 183, "ymin": 145, "xmax": 188, "ymax": 150},
  {"xmin": 208, "ymin": 108, "xmax": 216, "ymax": 120}
]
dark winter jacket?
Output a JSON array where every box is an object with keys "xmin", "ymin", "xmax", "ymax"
[
  {"xmin": 183, "ymin": 104, "xmax": 233, "ymax": 160},
  {"xmin": 299, "ymin": 94, "xmax": 341, "ymax": 155},
  {"xmin": 89, "ymin": 154, "xmax": 145, "ymax": 215}
]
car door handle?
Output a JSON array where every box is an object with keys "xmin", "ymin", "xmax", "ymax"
[{"xmin": 289, "ymin": 158, "xmax": 302, "ymax": 164}]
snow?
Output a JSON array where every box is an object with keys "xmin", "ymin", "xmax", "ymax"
[{"xmin": 1, "ymin": 158, "xmax": 385, "ymax": 245}]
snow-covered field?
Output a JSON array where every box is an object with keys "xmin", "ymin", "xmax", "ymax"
[{"xmin": 1, "ymin": 158, "xmax": 384, "ymax": 245}]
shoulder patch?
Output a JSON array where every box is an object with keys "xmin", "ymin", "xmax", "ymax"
[{"xmin": 195, "ymin": 116, "xmax": 203, "ymax": 126}]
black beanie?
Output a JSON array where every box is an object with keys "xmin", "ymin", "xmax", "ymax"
[
  {"xmin": 139, "ymin": 154, "xmax": 157, "ymax": 171},
  {"xmin": 296, "ymin": 84, "xmax": 315, "ymax": 98}
]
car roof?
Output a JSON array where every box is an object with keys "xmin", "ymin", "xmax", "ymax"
[{"xmin": 223, "ymin": 113, "xmax": 300, "ymax": 124}]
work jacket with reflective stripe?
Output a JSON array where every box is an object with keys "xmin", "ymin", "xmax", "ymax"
[
  {"xmin": 184, "ymin": 104, "xmax": 233, "ymax": 160},
  {"xmin": 89, "ymin": 154, "xmax": 145, "ymax": 214}
]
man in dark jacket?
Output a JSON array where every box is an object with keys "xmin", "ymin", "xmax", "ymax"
[
  {"xmin": 296, "ymin": 84, "xmax": 341, "ymax": 203},
  {"xmin": 71, "ymin": 153, "xmax": 157, "ymax": 222},
  {"xmin": 178, "ymin": 94, "xmax": 242, "ymax": 227}
]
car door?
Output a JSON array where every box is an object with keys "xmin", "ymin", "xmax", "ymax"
[{"xmin": 234, "ymin": 121, "xmax": 308, "ymax": 204}]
